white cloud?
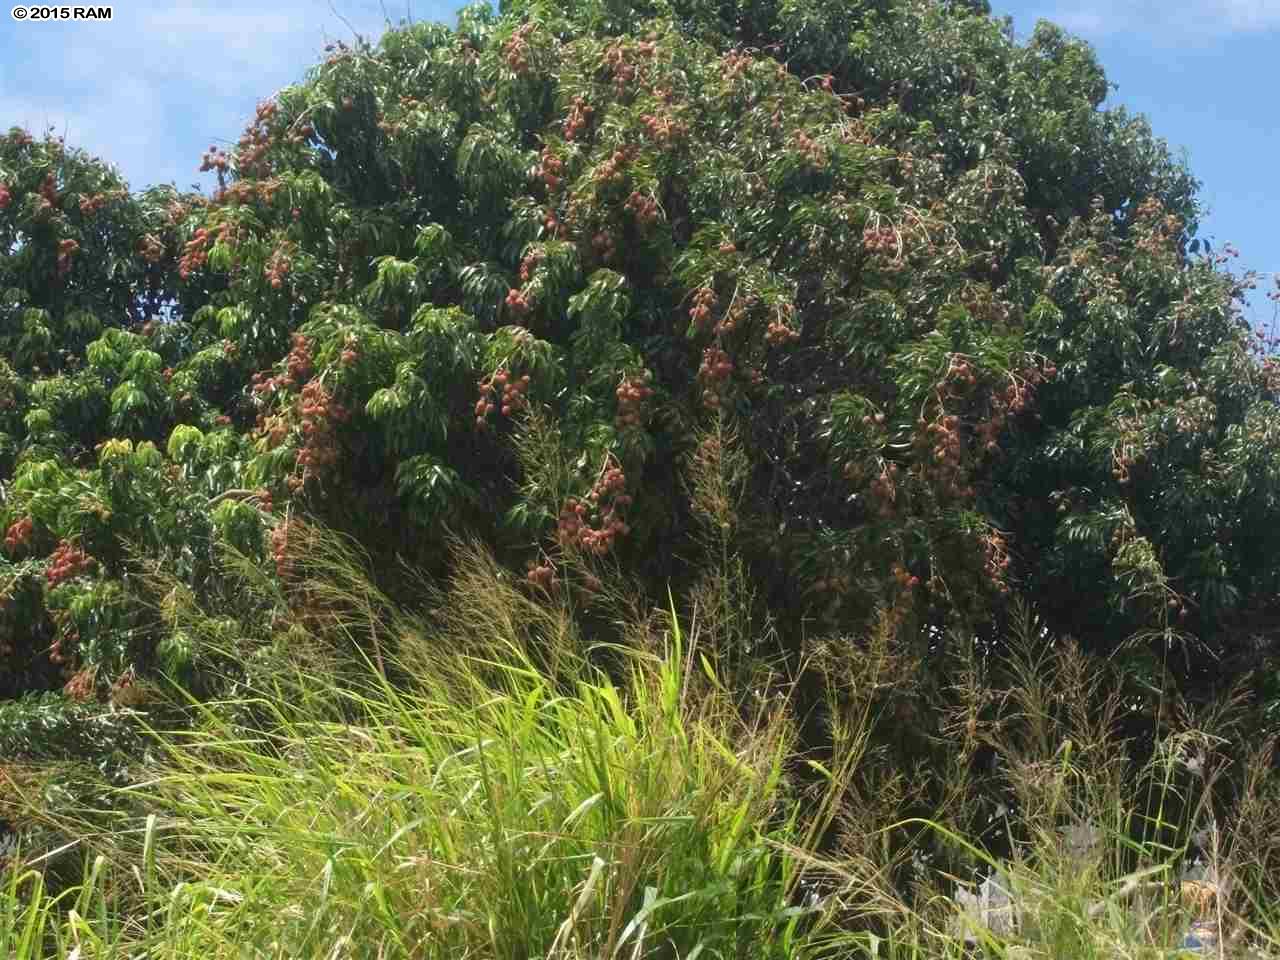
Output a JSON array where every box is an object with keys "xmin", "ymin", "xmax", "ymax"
[
  {"xmin": 1023, "ymin": 0, "xmax": 1280, "ymax": 39},
  {"xmin": 1043, "ymin": 10, "xmax": 1108, "ymax": 35},
  {"xmin": 1, "ymin": 0, "xmax": 455, "ymax": 190},
  {"xmin": 1211, "ymin": 0, "xmax": 1280, "ymax": 30}
]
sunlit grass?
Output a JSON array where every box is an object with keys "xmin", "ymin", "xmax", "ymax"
[
  {"xmin": 0, "ymin": 547, "xmax": 866, "ymax": 958},
  {"xmin": 1, "ymin": 528, "xmax": 1277, "ymax": 960}
]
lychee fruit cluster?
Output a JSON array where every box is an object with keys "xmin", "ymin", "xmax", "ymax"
[
  {"xmin": 537, "ymin": 148, "xmax": 564, "ymax": 191},
  {"xmin": 594, "ymin": 147, "xmax": 634, "ymax": 186},
  {"xmin": 178, "ymin": 227, "xmax": 212, "ymax": 280},
  {"xmin": 46, "ymin": 540, "xmax": 95, "ymax": 588},
  {"xmin": 1112, "ymin": 448, "xmax": 1138, "ymax": 486},
  {"xmin": 543, "ymin": 208, "xmax": 563, "ymax": 238},
  {"xmin": 556, "ymin": 464, "xmax": 632, "ymax": 556},
  {"xmin": 259, "ymin": 413, "xmax": 289, "ymax": 449},
  {"xmin": 765, "ymin": 314, "xmax": 800, "ymax": 346},
  {"xmin": 792, "ymin": 129, "xmax": 827, "ymax": 167},
  {"xmin": 590, "ymin": 229, "xmax": 617, "ymax": 263},
  {"xmin": 942, "ymin": 355, "xmax": 977, "ymax": 393},
  {"xmin": 615, "ymin": 374, "xmax": 653, "ymax": 429},
  {"xmin": 284, "ymin": 118, "xmax": 315, "ymax": 146},
  {"xmin": 264, "ymin": 245, "xmax": 293, "ymax": 289},
  {"xmin": 602, "ymin": 40, "xmax": 652, "ymax": 96},
  {"xmin": 974, "ymin": 362, "xmax": 1054, "ymax": 456},
  {"xmin": 294, "ymin": 378, "xmax": 350, "ymax": 476},
  {"xmin": 556, "ymin": 499, "xmax": 588, "ymax": 547},
  {"xmin": 340, "ymin": 333, "xmax": 360, "ymax": 366},
  {"xmin": 858, "ymin": 461, "xmax": 900, "ymax": 519},
  {"xmin": 139, "ymin": 233, "xmax": 166, "ymax": 264},
  {"xmin": 624, "ymin": 190, "xmax": 660, "ymax": 226},
  {"xmin": 63, "ymin": 667, "xmax": 95, "ymax": 703},
  {"xmin": 593, "ymin": 463, "xmax": 629, "ymax": 506},
  {"xmin": 38, "ymin": 172, "xmax": 58, "ymax": 207},
  {"xmin": 525, "ymin": 559, "xmax": 558, "ymax": 593},
  {"xmin": 216, "ymin": 177, "xmax": 282, "ymax": 206},
  {"xmin": 78, "ymin": 192, "xmax": 108, "ymax": 216},
  {"xmin": 564, "ymin": 95, "xmax": 594, "ymax": 141},
  {"xmin": 924, "ymin": 414, "xmax": 962, "ymax": 466},
  {"xmin": 199, "ymin": 145, "xmax": 231, "ymax": 176},
  {"xmin": 285, "ymin": 333, "xmax": 314, "ymax": 384},
  {"xmin": 503, "ymin": 23, "xmax": 535, "ymax": 73},
  {"xmin": 640, "ymin": 111, "xmax": 687, "ymax": 146},
  {"xmin": 217, "ymin": 181, "xmax": 254, "ymax": 204},
  {"xmin": 518, "ymin": 249, "xmax": 544, "ymax": 283},
  {"xmin": 56, "ymin": 238, "xmax": 79, "ymax": 277},
  {"xmin": 1248, "ymin": 316, "xmax": 1280, "ymax": 364},
  {"xmin": 974, "ymin": 402, "xmax": 1007, "ymax": 457},
  {"xmin": 722, "ymin": 50, "xmax": 754, "ymax": 80},
  {"xmin": 48, "ymin": 617, "xmax": 78, "ymax": 666},
  {"xmin": 236, "ymin": 100, "xmax": 279, "ymax": 180},
  {"xmin": 688, "ymin": 287, "xmax": 717, "ymax": 333},
  {"xmin": 252, "ymin": 336, "xmax": 316, "ymax": 447},
  {"xmin": 999, "ymin": 379, "xmax": 1031, "ymax": 415},
  {"xmin": 475, "ymin": 368, "xmax": 531, "ymax": 427},
  {"xmin": 698, "ymin": 347, "xmax": 733, "ymax": 409},
  {"xmin": 1132, "ymin": 198, "xmax": 1185, "ymax": 257},
  {"xmin": 713, "ymin": 299, "xmax": 747, "ymax": 336},
  {"xmin": 914, "ymin": 413, "xmax": 974, "ymax": 502},
  {"xmin": 0, "ymin": 183, "xmax": 10, "ymax": 209},
  {"xmin": 1262, "ymin": 355, "xmax": 1280, "ymax": 395},
  {"xmin": 3, "ymin": 517, "xmax": 33, "ymax": 555},
  {"xmin": 981, "ymin": 530, "xmax": 1011, "ymax": 594},
  {"xmin": 505, "ymin": 288, "xmax": 532, "ymax": 315},
  {"xmin": 270, "ymin": 518, "xmax": 296, "ymax": 580},
  {"xmin": 862, "ymin": 225, "xmax": 897, "ymax": 255}
]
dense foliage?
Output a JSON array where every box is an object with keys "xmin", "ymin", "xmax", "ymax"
[{"xmin": 2, "ymin": 0, "xmax": 1279, "ymax": 764}]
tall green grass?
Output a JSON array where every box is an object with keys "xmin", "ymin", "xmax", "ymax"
[
  {"xmin": 0, "ymin": 538, "xmax": 871, "ymax": 959},
  {"xmin": 1, "ymin": 524, "xmax": 1278, "ymax": 959}
]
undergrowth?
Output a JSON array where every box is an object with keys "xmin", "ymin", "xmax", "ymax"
[{"xmin": 0, "ymin": 432, "xmax": 1277, "ymax": 958}]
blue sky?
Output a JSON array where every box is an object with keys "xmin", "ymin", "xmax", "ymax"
[
  {"xmin": 0, "ymin": 0, "xmax": 1275, "ymax": 326},
  {"xmin": 995, "ymin": 0, "xmax": 1280, "ymax": 329}
]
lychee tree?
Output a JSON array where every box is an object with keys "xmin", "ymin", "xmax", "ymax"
[
  {"xmin": 0, "ymin": 128, "xmax": 213, "ymax": 728},
  {"xmin": 4, "ymin": 0, "xmax": 1280, "ymax": 766},
  {"xmin": 0, "ymin": 127, "xmax": 203, "ymax": 375}
]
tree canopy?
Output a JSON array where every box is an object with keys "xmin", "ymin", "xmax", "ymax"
[{"xmin": 3, "ymin": 0, "xmax": 1279, "ymax": 759}]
